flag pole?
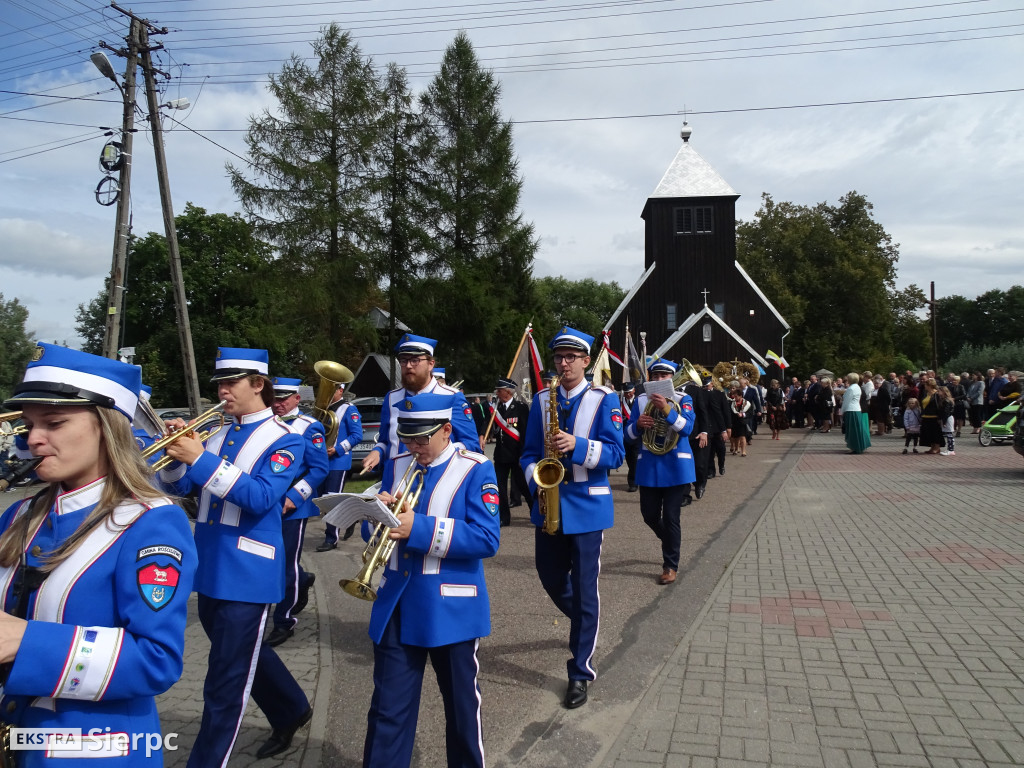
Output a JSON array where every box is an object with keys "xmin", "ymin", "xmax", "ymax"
[
  {"xmin": 623, "ymin": 318, "xmax": 630, "ymax": 388},
  {"xmin": 482, "ymin": 322, "xmax": 531, "ymax": 443}
]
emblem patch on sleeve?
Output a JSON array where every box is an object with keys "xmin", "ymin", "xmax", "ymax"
[
  {"xmin": 270, "ymin": 450, "xmax": 295, "ymax": 473},
  {"xmin": 136, "ymin": 545, "xmax": 183, "ymax": 564},
  {"xmin": 463, "ymin": 406, "xmax": 473, "ymax": 421},
  {"xmin": 137, "ymin": 563, "xmax": 181, "ymax": 611},
  {"xmin": 611, "ymin": 409, "xmax": 623, "ymax": 430},
  {"xmin": 482, "ymin": 483, "xmax": 500, "ymax": 515},
  {"xmin": 682, "ymin": 403, "xmax": 693, "ymax": 412},
  {"xmin": 312, "ymin": 434, "xmax": 325, "ymax": 449}
]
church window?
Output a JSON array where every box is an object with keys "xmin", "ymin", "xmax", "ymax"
[
  {"xmin": 666, "ymin": 303, "xmax": 677, "ymax": 330},
  {"xmin": 702, "ymin": 323, "xmax": 712, "ymax": 342},
  {"xmin": 674, "ymin": 206, "xmax": 713, "ymax": 235},
  {"xmin": 714, "ymin": 302, "xmax": 725, "ymax": 319}
]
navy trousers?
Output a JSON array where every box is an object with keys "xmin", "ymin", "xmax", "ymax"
[
  {"xmin": 534, "ymin": 527, "xmax": 603, "ymax": 681},
  {"xmin": 323, "ymin": 468, "xmax": 349, "ymax": 544},
  {"xmin": 274, "ymin": 516, "xmax": 310, "ymax": 630},
  {"xmin": 494, "ymin": 461, "xmax": 531, "ymax": 525},
  {"xmin": 363, "ymin": 606, "xmax": 485, "ymax": 768},
  {"xmin": 639, "ymin": 485, "xmax": 685, "ymax": 571},
  {"xmin": 187, "ymin": 597, "xmax": 268, "ymax": 768}
]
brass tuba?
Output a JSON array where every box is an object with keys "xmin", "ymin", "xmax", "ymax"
[
  {"xmin": 340, "ymin": 460, "xmax": 425, "ymax": 602},
  {"xmin": 532, "ymin": 376, "xmax": 564, "ymax": 535},
  {"xmin": 641, "ymin": 360, "xmax": 696, "ymax": 456},
  {"xmin": 312, "ymin": 360, "xmax": 355, "ymax": 446}
]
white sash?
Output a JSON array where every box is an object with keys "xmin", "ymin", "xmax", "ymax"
[{"xmin": 198, "ymin": 418, "xmax": 287, "ymax": 526}]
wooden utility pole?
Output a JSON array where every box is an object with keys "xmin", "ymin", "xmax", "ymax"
[
  {"xmin": 100, "ymin": 19, "xmax": 140, "ymax": 360},
  {"xmin": 129, "ymin": 15, "xmax": 202, "ymax": 415},
  {"xmin": 930, "ymin": 281, "xmax": 939, "ymax": 372}
]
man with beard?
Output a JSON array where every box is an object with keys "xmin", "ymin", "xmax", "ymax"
[{"xmin": 361, "ymin": 334, "xmax": 481, "ymax": 475}]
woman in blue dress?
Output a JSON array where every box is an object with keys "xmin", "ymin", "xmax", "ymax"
[
  {"xmin": 0, "ymin": 343, "xmax": 196, "ymax": 766},
  {"xmin": 841, "ymin": 372, "xmax": 871, "ymax": 454}
]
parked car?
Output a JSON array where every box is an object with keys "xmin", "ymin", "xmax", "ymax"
[
  {"xmin": 350, "ymin": 396, "xmax": 384, "ymax": 467},
  {"xmin": 1013, "ymin": 400, "xmax": 1024, "ymax": 459}
]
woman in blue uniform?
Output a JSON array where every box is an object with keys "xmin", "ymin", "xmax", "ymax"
[{"xmin": 0, "ymin": 343, "xmax": 197, "ymax": 765}]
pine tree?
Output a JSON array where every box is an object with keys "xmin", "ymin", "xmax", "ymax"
[
  {"xmin": 415, "ymin": 32, "xmax": 537, "ymax": 388},
  {"xmin": 228, "ymin": 25, "xmax": 382, "ymax": 365}
]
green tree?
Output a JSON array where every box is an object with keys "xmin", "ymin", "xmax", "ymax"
[
  {"xmin": 0, "ymin": 294, "xmax": 36, "ymax": 399},
  {"xmin": 532, "ymin": 277, "xmax": 626, "ymax": 350},
  {"xmin": 369, "ymin": 62, "xmax": 428, "ymax": 384},
  {"xmin": 411, "ymin": 32, "xmax": 538, "ymax": 389},
  {"xmin": 77, "ymin": 205, "xmax": 276, "ymax": 405},
  {"xmin": 936, "ymin": 286, "xmax": 1024, "ymax": 364},
  {"xmin": 228, "ymin": 24, "xmax": 382, "ymax": 366},
  {"xmin": 737, "ymin": 192, "xmax": 905, "ymax": 376},
  {"xmin": 75, "ymin": 288, "xmax": 107, "ymax": 355}
]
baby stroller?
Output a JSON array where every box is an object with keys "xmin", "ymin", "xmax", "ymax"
[{"xmin": 978, "ymin": 401, "xmax": 1020, "ymax": 446}]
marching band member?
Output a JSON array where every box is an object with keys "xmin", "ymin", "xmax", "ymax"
[
  {"xmin": 360, "ymin": 334, "xmax": 480, "ymax": 475},
  {"xmin": 159, "ymin": 348, "xmax": 311, "ymax": 765},
  {"xmin": 0, "ymin": 343, "xmax": 196, "ymax": 765},
  {"xmin": 624, "ymin": 359, "xmax": 696, "ymax": 585},
  {"xmin": 432, "ymin": 367, "xmax": 447, "ymax": 384},
  {"xmin": 491, "ymin": 377, "xmax": 532, "ymax": 527},
  {"xmin": 520, "ymin": 327, "xmax": 624, "ymax": 709},
  {"xmin": 317, "ymin": 382, "xmax": 363, "ymax": 550},
  {"xmin": 265, "ymin": 377, "xmax": 329, "ymax": 646},
  {"xmin": 362, "ymin": 392, "xmax": 500, "ymax": 768}
]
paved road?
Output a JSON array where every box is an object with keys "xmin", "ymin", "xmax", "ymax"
[{"xmin": 147, "ymin": 425, "xmax": 1024, "ymax": 766}]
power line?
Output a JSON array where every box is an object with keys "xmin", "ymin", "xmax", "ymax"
[{"xmin": 0, "ymin": 132, "xmax": 105, "ymax": 164}]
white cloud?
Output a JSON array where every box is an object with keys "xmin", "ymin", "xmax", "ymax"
[{"xmin": 0, "ymin": 218, "xmax": 107, "ymax": 278}]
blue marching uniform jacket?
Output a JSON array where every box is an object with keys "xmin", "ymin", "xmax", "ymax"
[
  {"xmin": 280, "ymin": 410, "xmax": 329, "ymax": 521},
  {"xmin": 520, "ymin": 381, "xmax": 625, "ymax": 534},
  {"xmin": 329, "ymin": 402, "xmax": 363, "ymax": 472},
  {"xmin": 159, "ymin": 408, "xmax": 303, "ymax": 604},
  {"xmin": 371, "ymin": 381, "xmax": 478, "ymax": 463},
  {"xmin": 368, "ymin": 445, "xmax": 500, "ymax": 647},
  {"xmin": 625, "ymin": 392, "xmax": 697, "ymax": 486},
  {"xmin": 0, "ymin": 478, "xmax": 196, "ymax": 765}
]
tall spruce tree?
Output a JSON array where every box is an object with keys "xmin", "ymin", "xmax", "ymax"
[
  {"xmin": 228, "ymin": 25, "xmax": 382, "ymax": 365},
  {"xmin": 370, "ymin": 63, "xmax": 428, "ymax": 384},
  {"xmin": 414, "ymin": 32, "xmax": 537, "ymax": 388}
]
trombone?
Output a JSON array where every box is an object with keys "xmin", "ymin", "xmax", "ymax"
[
  {"xmin": 339, "ymin": 460, "xmax": 425, "ymax": 602},
  {"xmin": 141, "ymin": 401, "xmax": 227, "ymax": 471}
]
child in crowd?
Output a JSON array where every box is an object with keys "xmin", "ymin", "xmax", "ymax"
[
  {"xmin": 902, "ymin": 397, "xmax": 921, "ymax": 454},
  {"xmin": 941, "ymin": 399, "xmax": 956, "ymax": 456}
]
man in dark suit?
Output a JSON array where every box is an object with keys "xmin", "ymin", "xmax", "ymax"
[
  {"xmin": 704, "ymin": 376, "xmax": 731, "ymax": 479},
  {"xmin": 491, "ymin": 378, "xmax": 532, "ymax": 526},
  {"xmin": 680, "ymin": 376, "xmax": 710, "ymax": 499},
  {"xmin": 805, "ymin": 374, "xmax": 821, "ymax": 430},
  {"xmin": 620, "ymin": 382, "xmax": 639, "ymax": 492},
  {"xmin": 740, "ymin": 377, "xmax": 762, "ymax": 439}
]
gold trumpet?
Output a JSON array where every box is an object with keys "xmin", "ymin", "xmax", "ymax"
[
  {"xmin": 340, "ymin": 460, "xmax": 426, "ymax": 602},
  {"xmin": 0, "ymin": 411, "xmax": 25, "ymax": 437},
  {"xmin": 142, "ymin": 401, "xmax": 227, "ymax": 471}
]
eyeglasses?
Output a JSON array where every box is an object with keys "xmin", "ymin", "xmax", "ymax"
[
  {"xmin": 398, "ymin": 355, "xmax": 428, "ymax": 367},
  {"xmin": 553, "ymin": 353, "xmax": 584, "ymax": 364},
  {"xmin": 399, "ymin": 434, "xmax": 432, "ymax": 445}
]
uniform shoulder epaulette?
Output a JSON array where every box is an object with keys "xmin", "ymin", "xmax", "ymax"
[
  {"xmin": 590, "ymin": 384, "xmax": 614, "ymax": 395},
  {"xmin": 457, "ymin": 448, "xmax": 487, "ymax": 463}
]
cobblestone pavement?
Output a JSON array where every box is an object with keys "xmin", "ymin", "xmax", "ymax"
[{"xmin": 601, "ymin": 429, "xmax": 1024, "ymax": 768}]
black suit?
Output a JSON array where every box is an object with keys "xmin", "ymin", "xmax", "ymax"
[
  {"xmin": 621, "ymin": 393, "xmax": 639, "ymax": 489},
  {"xmin": 705, "ymin": 386, "xmax": 731, "ymax": 475},
  {"xmin": 492, "ymin": 397, "xmax": 532, "ymax": 526},
  {"xmin": 681, "ymin": 381, "xmax": 710, "ymax": 490}
]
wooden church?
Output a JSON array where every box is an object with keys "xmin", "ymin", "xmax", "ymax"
[{"xmin": 605, "ymin": 123, "xmax": 790, "ymax": 380}]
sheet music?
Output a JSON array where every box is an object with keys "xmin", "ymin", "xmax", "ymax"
[
  {"xmin": 315, "ymin": 482, "xmax": 401, "ymax": 530},
  {"xmin": 643, "ymin": 377, "xmax": 676, "ymax": 400}
]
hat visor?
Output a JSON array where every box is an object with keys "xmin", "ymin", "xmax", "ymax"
[
  {"xmin": 210, "ymin": 368, "xmax": 259, "ymax": 382},
  {"xmin": 552, "ymin": 341, "xmax": 590, "ymax": 352},
  {"xmin": 3, "ymin": 390, "xmax": 98, "ymax": 411},
  {"xmin": 395, "ymin": 419, "xmax": 447, "ymax": 439}
]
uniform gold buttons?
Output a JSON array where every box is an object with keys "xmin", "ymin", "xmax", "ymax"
[
  {"xmin": 30, "ymin": 545, "xmax": 41, "ymax": 557},
  {"xmin": 228, "ymin": 441, "xmax": 234, "ymax": 446},
  {"xmin": 234, "ymin": 425, "xmax": 241, "ymax": 432}
]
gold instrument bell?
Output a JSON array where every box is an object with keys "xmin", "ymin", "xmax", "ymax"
[{"xmin": 312, "ymin": 360, "xmax": 355, "ymax": 446}]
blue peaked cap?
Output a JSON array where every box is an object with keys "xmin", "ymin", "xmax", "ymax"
[
  {"xmin": 395, "ymin": 334, "xmax": 436, "ymax": 356},
  {"xmin": 396, "ymin": 392, "xmax": 453, "ymax": 438},
  {"xmin": 5, "ymin": 342, "xmax": 141, "ymax": 421},
  {"xmin": 272, "ymin": 377, "xmax": 302, "ymax": 395},
  {"xmin": 648, "ymin": 359, "xmax": 678, "ymax": 375},
  {"xmin": 212, "ymin": 347, "xmax": 269, "ymax": 381},
  {"xmin": 549, "ymin": 326, "xmax": 594, "ymax": 353}
]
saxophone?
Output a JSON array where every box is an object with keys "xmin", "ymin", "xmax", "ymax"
[{"xmin": 532, "ymin": 376, "xmax": 565, "ymax": 535}]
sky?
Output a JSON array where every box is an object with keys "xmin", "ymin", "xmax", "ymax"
[{"xmin": 1, "ymin": 0, "xmax": 1022, "ymax": 348}]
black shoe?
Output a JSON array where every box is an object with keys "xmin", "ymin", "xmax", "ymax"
[
  {"xmin": 500, "ymin": 519, "xmax": 510, "ymax": 527},
  {"xmin": 342, "ymin": 524, "xmax": 356, "ymax": 541},
  {"xmin": 315, "ymin": 541, "xmax": 337, "ymax": 552},
  {"xmin": 256, "ymin": 707, "xmax": 313, "ymax": 759},
  {"xmin": 293, "ymin": 573, "xmax": 315, "ymax": 614},
  {"xmin": 265, "ymin": 626, "xmax": 294, "ymax": 647},
  {"xmin": 627, "ymin": 485, "xmax": 638, "ymax": 493},
  {"xmin": 564, "ymin": 680, "xmax": 588, "ymax": 709},
  {"xmin": 695, "ymin": 484, "xmax": 706, "ymax": 499},
  {"xmin": 718, "ymin": 467, "xmax": 725, "ymax": 475},
  {"xmin": 707, "ymin": 471, "xmax": 716, "ymax": 478},
  {"xmin": 680, "ymin": 495, "xmax": 692, "ymax": 507}
]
